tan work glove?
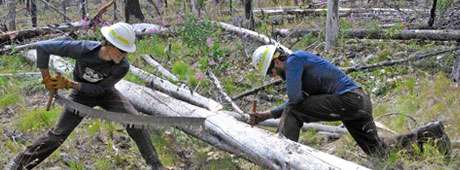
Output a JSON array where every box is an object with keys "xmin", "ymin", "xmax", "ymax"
[
  {"xmin": 249, "ymin": 112, "xmax": 273, "ymax": 127},
  {"xmin": 42, "ymin": 74, "xmax": 58, "ymax": 92},
  {"xmin": 55, "ymin": 74, "xmax": 74, "ymax": 90}
]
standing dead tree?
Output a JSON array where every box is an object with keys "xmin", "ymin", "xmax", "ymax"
[
  {"xmin": 326, "ymin": 0, "xmax": 339, "ymax": 51},
  {"xmin": 6, "ymin": 0, "xmax": 16, "ymax": 31},
  {"xmin": 28, "ymin": 0, "xmax": 37, "ymax": 27},
  {"xmin": 37, "ymin": 0, "xmax": 72, "ymax": 22},
  {"xmin": 124, "ymin": 0, "xmax": 145, "ymax": 23},
  {"xmin": 243, "ymin": 0, "xmax": 255, "ymax": 30},
  {"xmin": 79, "ymin": 0, "xmax": 87, "ymax": 19}
]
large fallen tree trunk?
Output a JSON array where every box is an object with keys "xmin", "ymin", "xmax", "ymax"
[
  {"xmin": 275, "ymin": 28, "xmax": 460, "ymax": 41},
  {"xmin": 23, "ymin": 50, "xmax": 369, "ymax": 170}
]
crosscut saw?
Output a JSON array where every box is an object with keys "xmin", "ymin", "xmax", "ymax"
[{"xmin": 54, "ymin": 94, "xmax": 206, "ymax": 131}]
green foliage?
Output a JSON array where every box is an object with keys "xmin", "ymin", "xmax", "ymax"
[
  {"xmin": 339, "ymin": 18, "xmax": 353, "ymax": 30},
  {"xmin": 16, "ymin": 107, "xmax": 60, "ymax": 132},
  {"xmin": 384, "ymin": 23, "xmax": 404, "ymax": 38},
  {"xmin": 172, "ymin": 61, "xmax": 199, "ymax": 86},
  {"xmin": 204, "ymin": 156, "xmax": 240, "ymax": 170},
  {"xmin": 299, "ymin": 129, "xmax": 320, "ymax": 146},
  {"xmin": 68, "ymin": 160, "xmax": 85, "ymax": 170},
  {"xmin": 437, "ymin": 0, "xmax": 454, "ymax": 12},
  {"xmin": 149, "ymin": 130, "xmax": 179, "ymax": 166},
  {"xmin": 87, "ymin": 120, "xmax": 101, "ymax": 137},
  {"xmin": 179, "ymin": 15, "xmax": 216, "ymax": 49},
  {"xmin": 365, "ymin": 20, "xmax": 382, "ymax": 33},
  {"xmin": 94, "ymin": 159, "xmax": 112, "ymax": 170},
  {"xmin": 0, "ymin": 90, "xmax": 22, "ymax": 109},
  {"xmin": 123, "ymin": 72, "xmax": 144, "ymax": 84}
]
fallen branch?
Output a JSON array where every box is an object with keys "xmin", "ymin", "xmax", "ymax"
[
  {"xmin": 343, "ymin": 47, "xmax": 458, "ymax": 73},
  {"xmin": 129, "ymin": 64, "xmax": 223, "ymax": 112},
  {"xmin": 0, "ymin": 72, "xmax": 41, "ymax": 77},
  {"xmin": 141, "ymin": 54, "xmax": 178, "ymax": 81},
  {"xmin": 232, "ymin": 79, "xmax": 283, "ymax": 100},
  {"xmin": 206, "ymin": 70, "xmax": 247, "ymax": 119},
  {"xmin": 23, "ymin": 49, "xmax": 370, "ymax": 170},
  {"xmin": 275, "ymin": 28, "xmax": 460, "ymax": 41}
]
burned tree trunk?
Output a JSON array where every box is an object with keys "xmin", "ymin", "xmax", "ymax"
[
  {"xmin": 29, "ymin": 0, "xmax": 37, "ymax": 27},
  {"xmin": 428, "ymin": 0, "xmax": 437, "ymax": 28},
  {"xmin": 80, "ymin": 0, "xmax": 87, "ymax": 19},
  {"xmin": 124, "ymin": 0, "xmax": 145, "ymax": 23},
  {"xmin": 326, "ymin": 0, "xmax": 339, "ymax": 50},
  {"xmin": 6, "ymin": 0, "xmax": 16, "ymax": 31},
  {"xmin": 243, "ymin": 0, "xmax": 255, "ymax": 30}
]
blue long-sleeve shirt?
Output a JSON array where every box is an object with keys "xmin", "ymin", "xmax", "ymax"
[
  {"xmin": 270, "ymin": 51, "xmax": 359, "ymax": 118},
  {"xmin": 36, "ymin": 40, "xmax": 129, "ymax": 96}
]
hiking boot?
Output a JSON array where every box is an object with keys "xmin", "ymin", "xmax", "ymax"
[{"xmin": 412, "ymin": 121, "xmax": 451, "ymax": 156}]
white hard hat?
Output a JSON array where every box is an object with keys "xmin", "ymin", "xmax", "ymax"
[
  {"xmin": 252, "ymin": 45, "xmax": 279, "ymax": 76},
  {"xmin": 100, "ymin": 22, "xmax": 136, "ymax": 53}
]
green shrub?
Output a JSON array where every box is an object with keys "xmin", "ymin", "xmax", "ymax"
[{"xmin": 16, "ymin": 107, "xmax": 61, "ymax": 132}]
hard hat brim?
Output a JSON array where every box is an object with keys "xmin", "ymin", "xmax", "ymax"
[{"xmin": 101, "ymin": 26, "xmax": 136, "ymax": 53}]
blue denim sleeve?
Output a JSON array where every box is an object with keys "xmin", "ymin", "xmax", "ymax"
[
  {"xmin": 285, "ymin": 56, "xmax": 304, "ymax": 106},
  {"xmin": 36, "ymin": 40, "xmax": 86, "ymax": 69}
]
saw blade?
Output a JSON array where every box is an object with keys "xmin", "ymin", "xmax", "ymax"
[{"xmin": 54, "ymin": 94, "xmax": 206, "ymax": 131}]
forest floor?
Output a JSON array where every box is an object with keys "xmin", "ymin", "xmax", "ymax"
[{"xmin": 1, "ymin": 1, "xmax": 460, "ymax": 169}]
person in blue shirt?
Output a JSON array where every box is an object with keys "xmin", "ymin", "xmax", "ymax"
[
  {"xmin": 249, "ymin": 45, "xmax": 450, "ymax": 158},
  {"xmin": 7, "ymin": 23, "xmax": 164, "ymax": 170}
]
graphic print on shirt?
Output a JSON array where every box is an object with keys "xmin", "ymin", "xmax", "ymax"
[{"xmin": 82, "ymin": 67, "xmax": 105, "ymax": 83}]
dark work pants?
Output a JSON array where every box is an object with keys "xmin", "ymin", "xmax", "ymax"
[
  {"xmin": 13, "ymin": 90, "xmax": 162, "ymax": 169},
  {"xmin": 278, "ymin": 89, "xmax": 388, "ymax": 158}
]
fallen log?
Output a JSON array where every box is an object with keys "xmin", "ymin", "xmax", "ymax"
[
  {"xmin": 253, "ymin": 7, "xmax": 427, "ymax": 16},
  {"xmin": 132, "ymin": 23, "xmax": 173, "ymax": 37},
  {"xmin": 259, "ymin": 119, "xmax": 348, "ymax": 134},
  {"xmin": 141, "ymin": 54, "xmax": 178, "ymax": 81},
  {"xmin": 275, "ymin": 28, "xmax": 460, "ymax": 41},
  {"xmin": 23, "ymin": 50, "xmax": 370, "ymax": 170},
  {"xmin": 129, "ymin": 64, "xmax": 223, "ymax": 112},
  {"xmin": 216, "ymin": 22, "xmax": 292, "ymax": 55},
  {"xmin": 343, "ymin": 47, "xmax": 458, "ymax": 73}
]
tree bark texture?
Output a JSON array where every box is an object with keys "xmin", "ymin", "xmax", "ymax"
[
  {"xmin": 124, "ymin": 0, "xmax": 145, "ymax": 23},
  {"xmin": 451, "ymin": 45, "xmax": 460, "ymax": 84},
  {"xmin": 244, "ymin": 0, "xmax": 255, "ymax": 30},
  {"xmin": 80, "ymin": 0, "xmax": 87, "ymax": 19},
  {"xmin": 7, "ymin": 0, "xmax": 16, "ymax": 31},
  {"xmin": 29, "ymin": 0, "xmax": 37, "ymax": 27},
  {"xmin": 23, "ymin": 50, "xmax": 370, "ymax": 170},
  {"xmin": 326, "ymin": 0, "xmax": 339, "ymax": 51}
]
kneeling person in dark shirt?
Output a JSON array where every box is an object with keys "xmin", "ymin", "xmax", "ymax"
[
  {"xmin": 8, "ymin": 22, "xmax": 164, "ymax": 169},
  {"xmin": 248, "ymin": 45, "xmax": 450, "ymax": 159}
]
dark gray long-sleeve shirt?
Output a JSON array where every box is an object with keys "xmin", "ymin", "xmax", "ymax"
[{"xmin": 36, "ymin": 40, "xmax": 129, "ymax": 96}]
